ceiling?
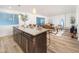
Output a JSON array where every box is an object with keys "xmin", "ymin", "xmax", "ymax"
[{"xmin": 0, "ymin": 5, "xmax": 76, "ymax": 16}]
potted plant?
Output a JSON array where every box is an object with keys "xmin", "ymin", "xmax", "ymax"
[
  {"xmin": 70, "ymin": 16, "xmax": 75, "ymax": 26},
  {"xmin": 20, "ymin": 14, "xmax": 28, "ymax": 28}
]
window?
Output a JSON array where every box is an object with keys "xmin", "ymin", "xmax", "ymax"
[
  {"xmin": 0, "ymin": 12, "xmax": 19, "ymax": 25},
  {"xmin": 36, "ymin": 17, "xmax": 45, "ymax": 26}
]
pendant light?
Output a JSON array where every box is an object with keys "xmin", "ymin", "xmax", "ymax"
[{"xmin": 32, "ymin": 8, "xmax": 36, "ymax": 15}]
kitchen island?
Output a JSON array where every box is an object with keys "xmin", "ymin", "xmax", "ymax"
[{"xmin": 13, "ymin": 26, "xmax": 48, "ymax": 53}]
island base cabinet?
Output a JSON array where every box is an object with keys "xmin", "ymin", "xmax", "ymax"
[{"xmin": 13, "ymin": 27, "xmax": 47, "ymax": 53}]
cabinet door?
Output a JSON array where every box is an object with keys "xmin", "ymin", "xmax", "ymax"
[
  {"xmin": 13, "ymin": 27, "xmax": 18, "ymax": 43},
  {"xmin": 35, "ymin": 32, "xmax": 47, "ymax": 53},
  {"xmin": 21, "ymin": 36, "xmax": 28, "ymax": 52},
  {"xmin": 28, "ymin": 38, "xmax": 34, "ymax": 52},
  {"xmin": 17, "ymin": 30, "xmax": 22, "ymax": 46},
  {"xmin": 13, "ymin": 27, "xmax": 22, "ymax": 46},
  {"xmin": 13, "ymin": 27, "xmax": 16, "ymax": 41},
  {"xmin": 24, "ymin": 33, "xmax": 34, "ymax": 53}
]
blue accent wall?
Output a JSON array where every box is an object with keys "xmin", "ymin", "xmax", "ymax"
[
  {"xmin": 0, "ymin": 12, "xmax": 19, "ymax": 25},
  {"xmin": 36, "ymin": 17, "xmax": 45, "ymax": 26}
]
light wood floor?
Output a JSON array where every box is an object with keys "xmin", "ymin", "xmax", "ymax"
[
  {"xmin": 48, "ymin": 30, "xmax": 79, "ymax": 53},
  {"xmin": 0, "ymin": 36, "xmax": 23, "ymax": 53}
]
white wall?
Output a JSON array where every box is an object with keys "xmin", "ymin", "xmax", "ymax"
[
  {"xmin": 49, "ymin": 13, "xmax": 76, "ymax": 28},
  {"xmin": 76, "ymin": 6, "xmax": 79, "ymax": 34},
  {"xmin": 65, "ymin": 13, "xmax": 76, "ymax": 28},
  {"xmin": 0, "ymin": 25, "xmax": 18, "ymax": 37},
  {"xmin": 75, "ymin": 6, "xmax": 79, "ymax": 40},
  {"xmin": 0, "ymin": 9, "xmax": 48, "ymax": 37},
  {"xmin": 19, "ymin": 13, "xmax": 49, "ymax": 26},
  {"xmin": 51, "ymin": 15, "xmax": 65, "ymax": 26}
]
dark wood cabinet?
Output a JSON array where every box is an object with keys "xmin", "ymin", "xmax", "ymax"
[
  {"xmin": 13, "ymin": 27, "xmax": 47, "ymax": 53},
  {"xmin": 13, "ymin": 27, "xmax": 21, "ymax": 45},
  {"xmin": 21, "ymin": 32, "xmax": 29, "ymax": 52}
]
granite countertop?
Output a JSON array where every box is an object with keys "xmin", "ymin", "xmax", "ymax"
[{"xmin": 16, "ymin": 26, "xmax": 48, "ymax": 36}]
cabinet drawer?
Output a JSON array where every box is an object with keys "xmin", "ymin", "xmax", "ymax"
[
  {"xmin": 21, "ymin": 36, "xmax": 28, "ymax": 52},
  {"xmin": 22, "ymin": 32, "xmax": 33, "ymax": 39}
]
